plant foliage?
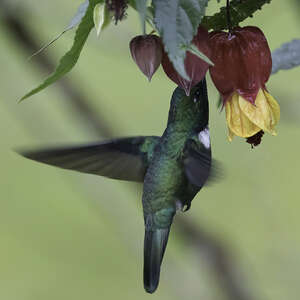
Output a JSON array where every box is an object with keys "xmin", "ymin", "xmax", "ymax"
[
  {"xmin": 21, "ymin": 0, "xmax": 104, "ymax": 101},
  {"xmin": 22, "ymin": 0, "xmax": 299, "ymax": 101}
]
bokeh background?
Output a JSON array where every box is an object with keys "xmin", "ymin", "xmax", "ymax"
[{"xmin": 1, "ymin": 1, "xmax": 300, "ymax": 299}]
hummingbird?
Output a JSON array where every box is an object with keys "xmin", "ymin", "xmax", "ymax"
[{"xmin": 20, "ymin": 78, "xmax": 214, "ymax": 293}]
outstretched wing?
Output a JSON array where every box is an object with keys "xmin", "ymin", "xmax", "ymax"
[
  {"xmin": 20, "ymin": 136, "xmax": 160, "ymax": 182},
  {"xmin": 183, "ymin": 127, "xmax": 218, "ymax": 187}
]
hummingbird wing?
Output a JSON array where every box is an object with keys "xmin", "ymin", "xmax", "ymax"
[
  {"xmin": 182, "ymin": 127, "xmax": 213, "ymax": 187},
  {"xmin": 19, "ymin": 136, "xmax": 160, "ymax": 182}
]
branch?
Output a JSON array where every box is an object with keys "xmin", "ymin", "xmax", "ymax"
[
  {"xmin": 272, "ymin": 39, "xmax": 300, "ymax": 75},
  {"xmin": 177, "ymin": 218, "xmax": 258, "ymax": 300}
]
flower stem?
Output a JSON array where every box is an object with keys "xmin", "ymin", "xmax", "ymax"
[{"xmin": 226, "ymin": 0, "xmax": 232, "ymax": 32}]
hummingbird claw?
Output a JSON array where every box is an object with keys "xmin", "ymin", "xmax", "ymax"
[
  {"xmin": 176, "ymin": 200, "xmax": 191, "ymax": 212},
  {"xmin": 183, "ymin": 202, "xmax": 191, "ymax": 212}
]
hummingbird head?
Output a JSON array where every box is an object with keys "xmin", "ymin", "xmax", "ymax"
[{"xmin": 167, "ymin": 79, "xmax": 209, "ymax": 130}]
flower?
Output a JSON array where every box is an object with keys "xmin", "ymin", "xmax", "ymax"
[
  {"xmin": 106, "ymin": 0, "xmax": 128, "ymax": 24},
  {"xmin": 130, "ymin": 35, "xmax": 163, "ymax": 81},
  {"xmin": 161, "ymin": 26, "xmax": 211, "ymax": 96},
  {"xmin": 209, "ymin": 26, "xmax": 280, "ymax": 146},
  {"xmin": 226, "ymin": 89, "xmax": 280, "ymax": 143}
]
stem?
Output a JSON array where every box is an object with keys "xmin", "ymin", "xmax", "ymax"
[
  {"xmin": 226, "ymin": 0, "xmax": 233, "ymax": 32},
  {"xmin": 142, "ymin": 19, "xmax": 146, "ymax": 35}
]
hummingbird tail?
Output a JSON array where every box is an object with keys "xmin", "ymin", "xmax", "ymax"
[{"xmin": 143, "ymin": 227, "xmax": 171, "ymax": 293}]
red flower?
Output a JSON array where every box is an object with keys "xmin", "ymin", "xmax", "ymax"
[
  {"xmin": 209, "ymin": 26, "xmax": 272, "ymax": 104},
  {"xmin": 130, "ymin": 35, "xmax": 163, "ymax": 81},
  {"xmin": 208, "ymin": 26, "xmax": 280, "ymax": 145},
  {"xmin": 162, "ymin": 26, "xmax": 211, "ymax": 96}
]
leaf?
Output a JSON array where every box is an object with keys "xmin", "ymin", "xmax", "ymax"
[
  {"xmin": 21, "ymin": 0, "xmax": 104, "ymax": 101},
  {"xmin": 201, "ymin": 0, "xmax": 272, "ymax": 31},
  {"xmin": 28, "ymin": 0, "xmax": 90, "ymax": 60},
  {"xmin": 93, "ymin": 2, "xmax": 111, "ymax": 36},
  {"xmin": 186, "ymin": 44, "xmax": 214, "ymax": 66},
  {"xmin": 67, "ymin": 0, "xmax": 90, "ymax": 30},
  {"xmin": 272, "ymin": 39, "xmax": 300, "ymax": 74},
  {"xmin": 153, "ymin": 0, "xmax": 209, "ymax": 80},
  {"xmin": 136, "ymin": 0, "xmax": 148, "ymax": 34},
  {"xmin": 128, "ymin": 0, "xmax": 137, "ymax": 9}
]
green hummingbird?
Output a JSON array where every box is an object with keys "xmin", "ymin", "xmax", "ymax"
[{"xmin": 20, "ymin": 78, "xmax": 214, "ymax": 293}]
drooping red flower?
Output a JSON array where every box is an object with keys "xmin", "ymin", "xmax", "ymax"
[
  {"xmin": 162, "ymin": 25, "xmax": 211, "ymax": 96},
  {"xmin": 130, "ymin": 35, "xmax": 163, "ymax": 81},
  {"xmin": 209, "ymin": 26, "xmax": 272, "ymax": 104},
  {"xmin": 208, "ymin": 26, "xmax": 280, "ymax": 145}
]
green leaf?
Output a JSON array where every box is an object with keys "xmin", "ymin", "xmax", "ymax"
[
  {"xmin": 67, "ymin": 0, "xmax": 90, "ymax": 30},
  {"xmin": 28, "ymin": 0, "xmax": 89, "ymax": 60},
  {"xmin": 93, "ymin": 2, "xmax": 111, "ymax": 37},
  {"xmin": 128, "ymin": 0, "xmax": 137, "ymax": 9},
  {"xmin": 202, "ymin": 0, "xmax": 272, "ymax": 31},
  {"xmin": 186, "ymin": 44, "xmax": 214, "ymax": 66},
  {"xmin": 136, "ymin": 0, "xmax": 147, "ymax": 34},
  {"xmin": 153, "ymin": 0, "xmax": 209, "ymax": 80},
  {"xmin": 21, "ymin": 0, "xmax": 104, "ymax": 101}
]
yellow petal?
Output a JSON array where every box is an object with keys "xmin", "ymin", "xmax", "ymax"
[
  {"xmin": 227, "ymin": 126, "xmax": 235, "ymax": 142},
  {"xmin": 264, "ymin": 90, "xmax": 280, "ymax": 126},
  {"xmin": 239, "ymin": 89, "xmax": 280, "ymax": 135},
  {"xmin": 225, "ymin": 92, "xmax": 261, "ymax": 138}
]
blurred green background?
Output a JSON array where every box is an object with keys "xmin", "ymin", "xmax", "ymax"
[{"xmin": 1, "ymin": 1, "xmax": 300, "ymax": 299}]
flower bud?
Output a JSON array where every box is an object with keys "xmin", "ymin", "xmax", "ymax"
[
  {"xmin": 161, "ymin": 26, "xmax": 211, "ymax": 96},
  {"xmin": 130, "ymin": 34, "xmax": 163, "ymax": 81},
  {"xmin": 209, "ymin": 26, "xmax": 272, "ymax": 104}
]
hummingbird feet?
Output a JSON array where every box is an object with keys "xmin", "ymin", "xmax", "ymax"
[
  {"xmin": 176, "ymin": 200, "xmax": 191, "ymax": 212},
  {"xmin": 183, "ymin": 201, "xmax": 191, "ymax": 212}
]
